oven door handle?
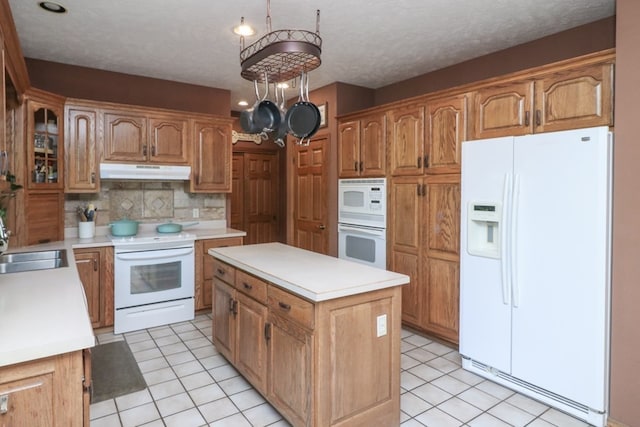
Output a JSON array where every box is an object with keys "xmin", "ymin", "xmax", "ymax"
[
  {"xmin": 115, "ymin": 247, "xmax": 194, "ymax": 261},
  {"xmin": 338, "ymin": 225, "xmax": 385, "ymax": 237}
]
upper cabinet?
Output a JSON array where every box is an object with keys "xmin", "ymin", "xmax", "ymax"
[
  {"xmin": 187, "ymin": 118, "xmax": 233, "ymax": 193},
  {"xmin": 470, "ymin": 60, "xmax": 613, "ymax": 139},
  {"xmin": 26, "ymin": 91, "xmax": 65, "ymax": 190},
  {"xmin": 387, "ymin": 104, "xmax": 425, "ymax": 176},
  {"xmin": 65, "ymin": 102, "xmax": 99, "ymax": 192},
  {"xmin": 338, "ymin": 112, "xmax": 386, "ymax": 178},
  {"xmin": 102, "ymin": 109, "xmax": 189, "ymax": 165}
]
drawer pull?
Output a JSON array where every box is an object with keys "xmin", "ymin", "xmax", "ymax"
[
  {"xmin": 278, "ymin": 302, "xmax": 291, "ymax": 311},
  {"xmin": 243, "ymin": 282, "xmax": 253, "ymax": 290},
  {"xmin": 217, "ymin": 268, "xmax": 226, "ymax": 275}
]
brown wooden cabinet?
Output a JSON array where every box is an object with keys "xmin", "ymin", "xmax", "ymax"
[
  {"xmin": 24, "ymin": 191, "xmax": 64, "ymax": 245},
  {"xmin": 0, "ymin": 351, "xmax": 89, "ymax": 426},
  {"xmin": 26, "ymin": 92, "xmax": 64, "ymax": 190},
  {"xmin": 211, "ymin": 259, "xmax": 269, "ymax": 395},
  {"xmin": 338, "ymin": 112, "xmax": 386, "ymax": 178},
  {"xmin": 470, "ymin": 61, "xmax": 613, "ymax": 139},
  {"xmin": 425, "ymin": 94, "xmax": 468, "ymax": 174},
  {"xmin": 387, "ymin": 104, "xmax": 425, "ymax": 177},
  {"xmin": 188, "ymin": 118, "xmax": 233, "ymax": 193},
  {"xmin": 73, "ymin": 247, "xmax": 114, "ymax": 329},
  {"xmin": 65, "ymin": 103, "xmax": 99, "ymax": 193},
  {"xmin": 210, "ymin": 254, "xmax": 402, "ymax": 427},
  {"xmin": 194, "ymin": 236, "xmax": 243, "ymax": 311},
  {"xmin": 388, "ymin": 175, "xmax": 460, "ymax": 343},
  {"xmin": 102, "ymin": 110, "xmax": 189, "ymax": 165}
]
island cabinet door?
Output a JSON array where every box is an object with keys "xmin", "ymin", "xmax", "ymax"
[
  {"xmin": 212, "ymin": 278, "xmax": 236, "ymax": 362},
  {"xmin": 235, "ymin": 292, "xmax": 268, "ymax": 395},
  {"xmin": 266, "ymin": 314, "xmax": 313, "ymax": 427}
]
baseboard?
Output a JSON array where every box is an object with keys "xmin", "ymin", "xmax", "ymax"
[{"xmin": 608, "ymin": 418, "xmax": 630, "ymax": 427}]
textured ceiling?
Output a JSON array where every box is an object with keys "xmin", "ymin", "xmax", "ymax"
[{"xmin": 8, "ymin": 0, "xmax": 615, "ymax": 108}]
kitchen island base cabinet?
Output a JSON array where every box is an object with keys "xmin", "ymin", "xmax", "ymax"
[
  {"xmin": 0, "ymin": 350, "xmax": 88, "ymax": 426},
  {"xmin": 212, "ymin": 256, "xmax": 402, "ymax": 427}
]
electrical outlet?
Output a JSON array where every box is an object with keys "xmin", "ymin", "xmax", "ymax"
[
  {"xmin": 376, "ymin": 314, "xmax": 387, "ymax": 337},
  {"xmin": 192, "ymin": 208, "xmax": 199, "ymax": 218}
]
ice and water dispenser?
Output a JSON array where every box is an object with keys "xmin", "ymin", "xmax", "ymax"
[{"xmin": 467, "ymin": 202, "xmax": 501, "ymax": 258}]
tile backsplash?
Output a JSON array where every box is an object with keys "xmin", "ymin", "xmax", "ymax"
[{"xmin": 64, "ymin": 181, "xmax": 225, "ymax": 227}]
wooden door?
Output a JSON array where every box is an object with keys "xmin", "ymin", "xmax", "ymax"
[
  {"xmin": 65, "ymin": 105, "xmax": 98, "ymax": 192},
  {"xmin": 74, "ymin": 249, "xmax": 101, "ymax": 327},
  {"xmin": 190, "ymin": 119, "xmax": 232, "ymax": 192},
  {"xmin": 148, "ymin": 116, "xmax": 189, "ymax": 164},
  {"xmin": 388, "ymin": 105, "xmax": 424, "ymax": 176},
  {"xmin": 426, "ymin": 95, "xmax": 466, "ymax": 174},
  {"xmin": 212, "ymin": 278, "xmax": 235, "ymax": 362},
  {"xmin": 293, "ymin": 135, "xmax": 329, "ymax": 255},
  {"xmin": 236, "ymin": 292, "xmax": 268, "ymax": 395},
  {"xmin": 534, "ymin": 62, "xmax": 613, "ymax": 133},
  {"xmin": 388, "ymin": 176, "xmax": 426, "ymax": 326},
  {"xmin": 244, "ymin": 153, "xmax": 279, "ymax": 244},
  {"xmin": 230, "ymin": 153, "xmax": 244, "ymax": 231},
  {"xmin": 360, "ymin": 112, "xmax": 386, "ymax": 177},
  {"xmin": 471, "ymin": 81, "xmax": 534, "ymax": 139},
  {"xmin": 267, "ymin": 314, "xmax": 312, "ymax": 427},
  {"xmin": 338, "ymin": 120, "xmax": 360, "ymax": 178},
  {"xmin": 102, "ymin": 112, "xmax": 147, "ymax": 162},
  {"xmin": 423, "ymin": 176, "xmax": 461, "ymax": 343}
]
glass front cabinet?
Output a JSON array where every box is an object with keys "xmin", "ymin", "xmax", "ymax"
[{"xmin": 26, "ymin": 92, "xmax": 64, "ymax": 190}]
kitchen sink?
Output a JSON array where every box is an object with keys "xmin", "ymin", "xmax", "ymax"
[{"xmin": 0, "ymin": 249, "xmax": 68, "ymax": 274}]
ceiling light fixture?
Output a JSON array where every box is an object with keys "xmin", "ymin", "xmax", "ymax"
[
  {"xmin": 38, "ymin": 1, "xmax": 67, "ymax": 13},
  {"xmin": 233, "ymin": 17, "xmax": 255, "ymax": 37}
]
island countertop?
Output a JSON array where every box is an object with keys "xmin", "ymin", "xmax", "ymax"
[{"xmin": 209, "ymin": 242, "xmax": 409, "ymax": 302}]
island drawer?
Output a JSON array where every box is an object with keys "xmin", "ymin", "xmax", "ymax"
[
  {"xmin": 268, "ymin": 286, "xmax": 315, "ymax": 329},
  {"xmin": 212, "ymin": 259, "xmax": 235, "ymax": 284},
  {"xmin": 235, "ymin": 270, "xmax": 268, "ymax": 304}
]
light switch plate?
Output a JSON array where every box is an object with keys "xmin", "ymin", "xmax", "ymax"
[{"xmin": 376, "ymin": 314, "xmax": 387, "ymax": 337}]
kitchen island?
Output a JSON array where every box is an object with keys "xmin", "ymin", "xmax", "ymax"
[{"xmin": 209, "ymin": 243, "xmax": 409, "ymax": 427}]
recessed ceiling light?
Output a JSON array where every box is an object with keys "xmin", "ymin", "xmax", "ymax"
[
  {"xmin": 276, "ymin": 83, "xmax": 289, "ymax": 89},
  {"xmin": 233, "ymin": 17, "xmax": 255, "ymax": 36},
  {"xmin": 38, "ymin": 1, "xmax": 67, "ymax": 13},
  {"xmin": 238, "ymin": 100, "xmax": 249, "ymax": 107}
]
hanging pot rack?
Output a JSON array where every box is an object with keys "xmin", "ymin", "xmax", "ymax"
[{"xmin": 239, "ymin": 1, "xmax": 322, "ymax": 83}]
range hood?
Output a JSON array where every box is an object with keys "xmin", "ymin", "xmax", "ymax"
[{"xmin": 99, "ymin": 163, "xmax": 191, "ymax": 180}]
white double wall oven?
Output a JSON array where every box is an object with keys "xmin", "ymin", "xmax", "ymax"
[{"xmin": 338, "ymin": 178, "xmax": 387, "ymax": 269}]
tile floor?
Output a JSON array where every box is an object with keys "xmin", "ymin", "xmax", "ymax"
[{"xmin": 90, "ymin": 313, "xmax": 591, "ymax": 427}]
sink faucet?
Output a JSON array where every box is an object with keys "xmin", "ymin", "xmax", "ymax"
[{"xmin": 0, "ymin": 216, "xmax": 10, "ymax": 255}]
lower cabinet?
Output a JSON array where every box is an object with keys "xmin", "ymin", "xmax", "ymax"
[
  {"xmin": 211, "ymin": 259, "xmax": 402, "ymax": 427},
  {"xmin": 195, "ymin": 237, "xmax": 243, "ymax": 311},
  {"xmin": 73, "ymin": 247, "xmax": 114, "ymax": 328},
  {"xmin": 0, "ymin": 350, "xmax": 90, "ymax": 426}
]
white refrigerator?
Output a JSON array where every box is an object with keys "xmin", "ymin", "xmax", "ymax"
[{"xmin": 459, "ymin": 126, "xmax": 611, "ymax": 426}]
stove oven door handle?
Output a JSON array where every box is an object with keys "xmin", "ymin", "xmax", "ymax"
[{"xmin": 115, "ymin": 247, "xmax": 194, "ymax": 261}]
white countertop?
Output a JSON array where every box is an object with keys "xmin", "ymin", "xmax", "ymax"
[
  {"xmin": 209, "ymin": 243, "xmax": 409, "ymax": 302},
  {"xmin": 0, "ymin": 224, "xmax": 246, "ymax": 368}
]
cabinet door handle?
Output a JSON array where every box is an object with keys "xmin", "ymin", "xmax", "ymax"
[
  {"xmin": 417, "ymin": 156, "xmax": 422, "ymax": 168},
  {"xmin": 278, "ymin": 302, "xmax": 291, "ymax": 311},
  {"xmin": 354, "ymin": 161, "xmax": 358, "ymax": 172},
  {"xmin": 264, "ymin": 323, "xmax": 271, "ymax": 341},
  {"xmin": 91, "ymin": 172, "xmax": 96, "ymax": 184},
  {"xmin": 142, "ymin": 145, "xmax": 148, "ymax": 156},
  {"xmin": 0, "ymin": 395, "xmax": 8, "ymax": 414},
  {"xmin": 318, "ymin": 224, "xmax": 326, "ymax": 230},
  {"xmin": 359, "ymin": 161, "xmax": 363, "ymax": 172},
  {"xmin": 243, "ymin": 282, "xmax": 252, "ymax": 290},
  {"xmin": 228, "ymin": 298, "xmax": 235, "ymax": 313},
  {"xmin": 151, "ymin": 145, "xmax": 156, "ymax": 156},
  {"xmin": 93, "ymin": 258, "xmax": 98, "ymax": 271},
  {"xmin": 424, "ymin": 155, "xmax": 429, "ymax": 169},
  {"xmin": 217, "ymin": 268, "xmax": 225, "ymax": 276},
  {"xmin": 422, "ymin": 184, "xmax": 427, "ymax": 197},
  {"xmin": 524, "ymin": 111, "xmax": 530, "ymax": 127},
  {"xmin": 535, "ymin": 110, "xmax": 541, "ymax": 126}
]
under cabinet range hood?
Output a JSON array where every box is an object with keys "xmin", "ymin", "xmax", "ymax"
[{"xmin": 99, "ymin": 163, "xmax": 191, "ymax": 180}]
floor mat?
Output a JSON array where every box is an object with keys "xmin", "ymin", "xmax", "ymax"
[{"xmin": 90, "ymin": 340, "xmax": 146, "ymax": 403}]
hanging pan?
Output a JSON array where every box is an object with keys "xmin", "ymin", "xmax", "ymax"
[
  {"xmin": 240, "ymin": 80, "xmax": 266, "ymax": 134},
  {"xmin": 253, "ymin": 72, "xmax": 281, "ymax": 133},
  {"xmin": 285, "ymin": 72, "xmax": 321, "ymax": 141}
]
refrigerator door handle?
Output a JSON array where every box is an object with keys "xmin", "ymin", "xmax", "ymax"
[
  {"xmin": 511, "ymin": 174, "xmax": 521, "ymax": 307},
  {"xmin": 501, "ymin": 173, "xmax": 512, "ymax": 305}
]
